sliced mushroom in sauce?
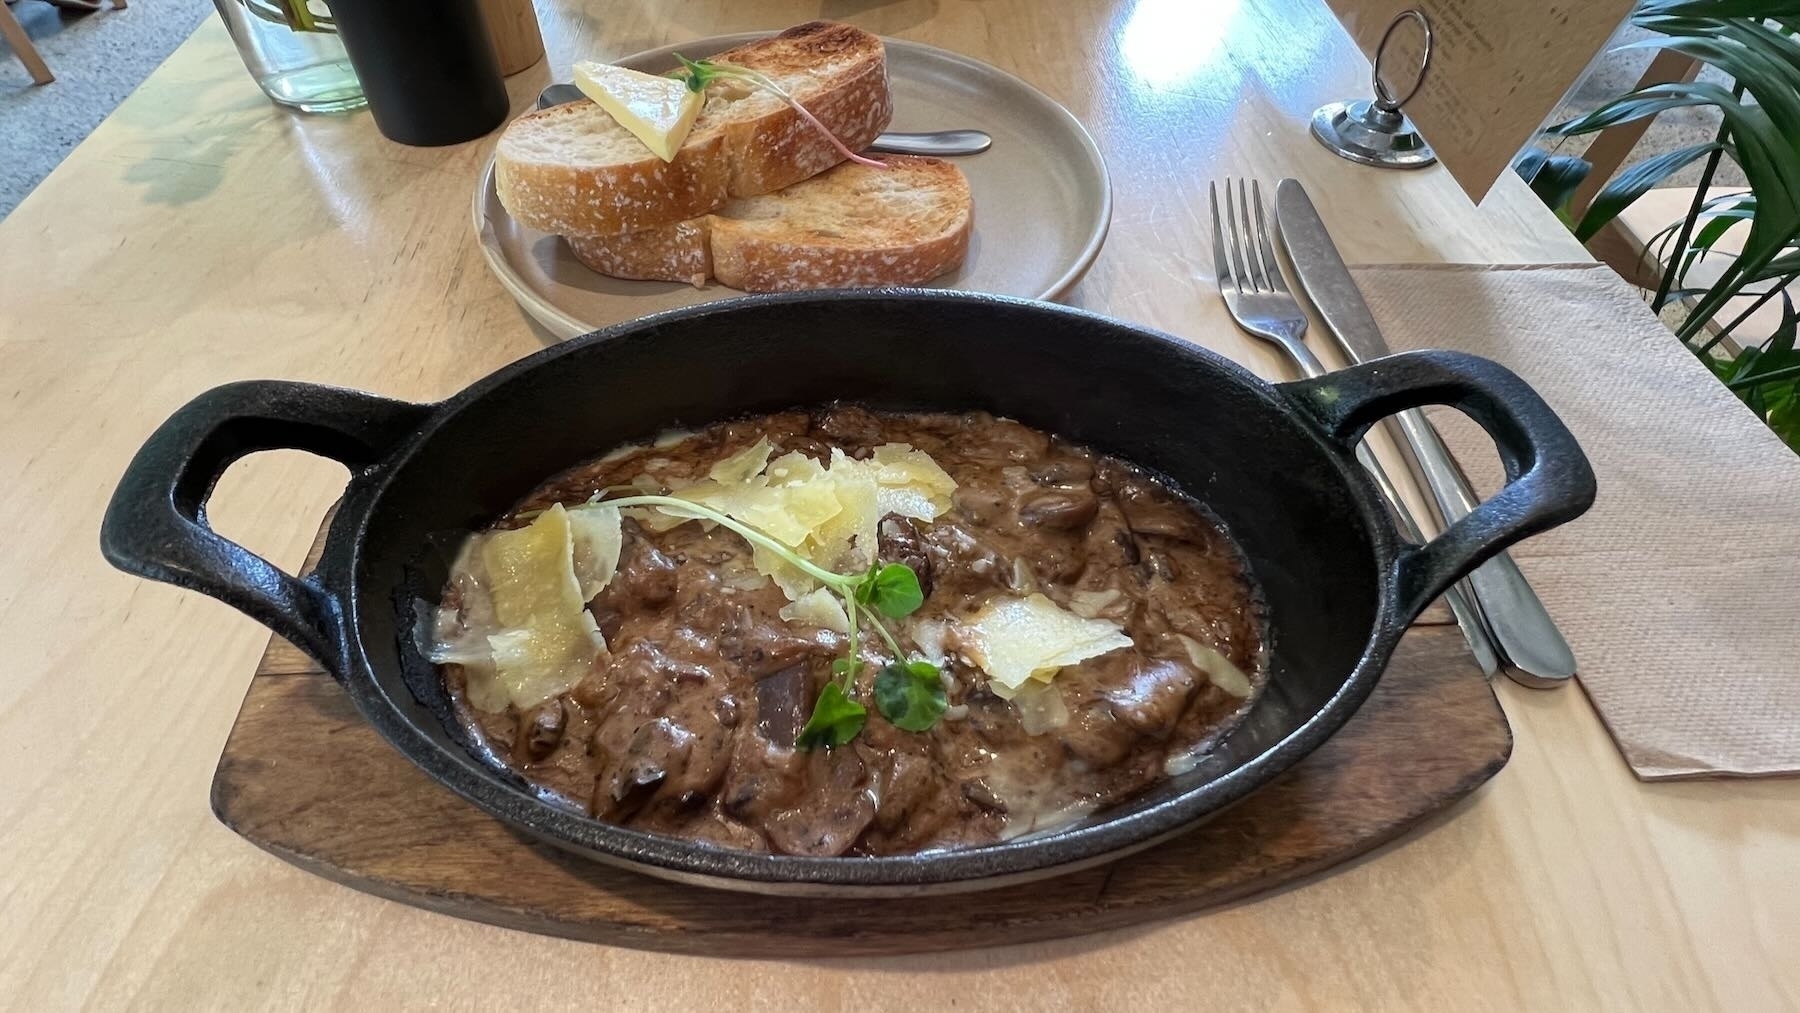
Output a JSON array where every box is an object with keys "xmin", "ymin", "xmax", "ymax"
[{"xmin": 437, "ymin": 408, "xmax": 1266, "ymax": 855}]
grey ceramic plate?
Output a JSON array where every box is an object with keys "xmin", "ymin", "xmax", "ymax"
[{"xmin": 473, "ymin": 34, "xmax": 1112, "ymax": 339}]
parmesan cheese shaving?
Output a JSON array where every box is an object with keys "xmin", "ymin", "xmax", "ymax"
[
  {"xmin": 908, "ymin": 618, "xmax": 949, "ymax": 665},
  {"xmin": 623, "ymin": 500, "xmax": 694, "ymax": 533},
  {"xmin": 708, "ymin": 437, "xmax": 774, "ymax": 484},
  {"xmin": 958, "ymin": 593, "xmax": 1134, "ymax": 698},
  {"xmin": 637, "ymin": 441, "xmax": 957, "ymax": 601},
  {"xmin": 777, "ymin": 587, "xmax": 852, "ymax": 634},
  {"xmin": 1012, "ymin": 680, "xmax": 1071, "ymax": 735},
  {"xmin": 865, "ymin": 443, "xmax": 957, "ymax": 520},
  {"xmin": 462, "ymin": 504, "xmax": 607, "ymax": 712},
  {"xmin": 421, "ymin": 595, "xmax": 490, "ymax": 668},
  {"xmin": 808, "ymin": 449, "xmax": 879, "ymax": 572},
  {"xmin": 1176, "ymin": 634, "xmax": 1254, "ymax": 698},
  {"xmin": 565, "ymin": 503, "xmax": 623, "ymax": 600},
  {"xmin": 765, "ymin": 449, "xmax": 826, "ymax": 485},
  {"xmin": 753, "ymin": 542, "xmax": 819, "ymax": 601},
  {"xmin": 1066, "ymin": 587, "xmax": 1123, "ymax": 620}
]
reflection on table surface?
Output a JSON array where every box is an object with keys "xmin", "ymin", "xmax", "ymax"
[{"xmin": 6, "ymin": 2, "xmax": 1788, "ymax": 1011}]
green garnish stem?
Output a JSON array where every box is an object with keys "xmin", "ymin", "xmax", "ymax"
[
  {"xmin": 673, "ymin": 54, "xmax": 887, "ymax": 169},
  {"xmin": 598, "ymin": 493, "xmax": 895, "ymax": 675},
  {"xmin": 841, "ymin": 595, "xmax": 862, "ymax": 684},
  {"xmin": 600, "ymin": 494, "xmax": 854, "ymax": 590},
  {"xmin": 592, "ymin": 491, "xmax": 936, "ymax": 746}
]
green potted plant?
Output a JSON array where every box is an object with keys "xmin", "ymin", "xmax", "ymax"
[{"xmin": 1517, "ymin": 0, "xmax": 1800, "ymax": 451}]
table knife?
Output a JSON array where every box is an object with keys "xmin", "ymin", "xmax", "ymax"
[{"xmin": 1273, "ymin": 178, "xmax": 1577, "ymax": 687}]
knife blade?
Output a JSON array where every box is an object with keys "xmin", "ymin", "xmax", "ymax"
[{"xmin": 1273, "ymin": 178, "xmax": 1577, "ymax": 687}]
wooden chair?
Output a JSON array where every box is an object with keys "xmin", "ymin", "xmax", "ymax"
[
  {"xmin": 1575, "ymin": 50, "xmax": 1703, "ymax": 291},
  {"xmin": 1, "ymin": 0, "xmax": 130, "ymax": 86},
  {"xmin": 1568, "ymin": 50, "xmax": 1703, "ymax": 223},
  {"xmin": 0, "ymin": 0, "xmax": 55, "ymax": 85},
  {"xmin": 1575, "ymin": 51, "xmax": 1786, "ymax": 349}
]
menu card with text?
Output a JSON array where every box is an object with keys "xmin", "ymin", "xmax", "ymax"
[{"xmin": 1324, "ymin": 0, "xmax": 1635, "ymax": 200}]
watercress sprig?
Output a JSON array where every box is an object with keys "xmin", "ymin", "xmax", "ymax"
[
  {"xmin": 673, "ymin": 54, "xmax": 888, "ymax": 169},
  {"xmin": 592, "ymin": 494, "xmax": 941, "ymax": 748},
  {"xmin": 873, "ymin": 660, "xmax": 947, "ymax": 732}
]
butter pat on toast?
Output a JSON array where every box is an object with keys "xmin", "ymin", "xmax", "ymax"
[{"xmin": 496, "ymin": 22, "xmax": 893, "ymax": 237}]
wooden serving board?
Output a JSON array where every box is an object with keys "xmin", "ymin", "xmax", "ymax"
[{"xmin": 212, "ymin": 523, "xmax": 1509, "ymax": 957}]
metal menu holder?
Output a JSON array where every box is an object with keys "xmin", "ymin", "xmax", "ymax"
[
  {"xmin": 1311, "ymin": 10, "xmax": 1437, "ymax": 170},
  {"xmin": 1316, "ymin": 0, "xmax": 1635, "ymax": 199}
]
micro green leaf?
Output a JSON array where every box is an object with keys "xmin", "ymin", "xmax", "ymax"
[
  {"xmin": 873, "ymin": 660, "xmax": 946, "ymax": 732},
  {"xmin": 863, "ymin": 563, "xmax": 924, "ymax": 618},
  {"xmin": 853, "ymin": 563, "xmax": 880, "ymax": 608},
  {"xmin": 795, "ymin": 683, "xmax": 867, "ymax": 750},
  {"xmin": 673, "ymin": 53, "xmax": 715, "ymax": 93}
]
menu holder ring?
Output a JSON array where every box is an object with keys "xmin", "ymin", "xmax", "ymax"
[{"xmin": 1311, "ymin": 8, "xmax": 1438, "ymax": 170}]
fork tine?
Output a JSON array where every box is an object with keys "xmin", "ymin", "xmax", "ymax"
[
  {"xmin": 1208, "ymin": 180, "xmax": 1236, "ymax": 296},
  {"xmin": 1236, "ymin": 179, "xmax": 1268, "ymax": 292},
  {"xmin": 1224, "ymin": 177, "xmax": 1256, "ymax": 294},
  {"xmin": 1250, "ymin": 180, "xmax": 1287, "ymax": 294}
]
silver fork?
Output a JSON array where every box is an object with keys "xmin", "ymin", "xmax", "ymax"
[{"xmin": 1208, "ymin": 178, "xmax": 1502, "ymax": 676}]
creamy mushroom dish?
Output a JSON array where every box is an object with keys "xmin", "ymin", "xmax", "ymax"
[{"xmin": 424, "ymin": 406, "xmax": 1267, "ymax": 856}]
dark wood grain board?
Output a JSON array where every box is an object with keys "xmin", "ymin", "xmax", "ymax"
[{"xmin": 212, "ymin": 523, "xmax": 1508, "ymax": 957}]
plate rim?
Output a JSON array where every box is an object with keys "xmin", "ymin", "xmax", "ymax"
[{"xmin": 472, "ymin": 33, "xmax": 1113, "ymax": 339}]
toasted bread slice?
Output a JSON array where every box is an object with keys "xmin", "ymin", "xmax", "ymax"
[
  {"xmin": 572, "ymin": 219, "xmax": 714, "ymax": 287},
  {"xmin": 565, "ymin": 156, "xmax": 972, "ymax": 292},
  {"xmin": 496, "ymin": 22, "xmax": 893, "ymax": 237}
]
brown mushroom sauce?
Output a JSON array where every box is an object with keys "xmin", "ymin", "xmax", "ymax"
[{"xmin": 441, "ymin": 407, "xmax": 1266, "ymax": 856}]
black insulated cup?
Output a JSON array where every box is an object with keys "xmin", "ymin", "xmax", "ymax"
[{"xmin": 329, "ymin": 0, "xmax": 511, "ymax": 147}]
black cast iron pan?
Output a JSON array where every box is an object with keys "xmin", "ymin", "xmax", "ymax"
[{"xmin": 101, "ymin": 291, "xmax": 1594, "ymax": 895}]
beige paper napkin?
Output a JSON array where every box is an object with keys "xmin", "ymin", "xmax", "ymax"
[{"xmin": 1351, "ymin": 263, "xmax": 1800, "ymax": 780}]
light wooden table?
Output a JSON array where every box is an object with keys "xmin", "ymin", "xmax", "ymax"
[{"xmin": 0, "ymin": 1, "xmax": 1793, "ymax": 1009}]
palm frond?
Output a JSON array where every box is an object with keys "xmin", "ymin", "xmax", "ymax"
[{"xmin": 1522, "ymin": 1, "xmax": 1800, "ymax": 451}]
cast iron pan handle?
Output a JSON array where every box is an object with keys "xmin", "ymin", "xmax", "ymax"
[
  {"xmin": 1279, "ymin": 349, "xmax": 1596, "ymax": 622},
  {"xmin": 100, "ymin": 381, "xmax": 432, "ymax": 676}
]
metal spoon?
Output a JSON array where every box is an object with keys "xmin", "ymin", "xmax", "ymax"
[{"xmin": 535, "ymin": 83, "xmax": 993, "ymax": 156}]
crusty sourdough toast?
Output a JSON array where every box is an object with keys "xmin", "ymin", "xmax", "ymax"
[
  {"xmin": 496, "ymin": 22, "xmax": 893, "ymax": 237},
  {"xmin": 564, "ymin": 155, "xmax": 972, "ymax": 292}
]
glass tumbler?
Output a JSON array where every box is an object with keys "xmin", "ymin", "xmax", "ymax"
[{"xmin": 214, "ymin": 0, "xmax": 366, "ymax": 113}]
